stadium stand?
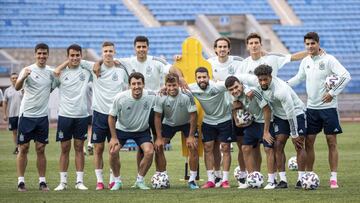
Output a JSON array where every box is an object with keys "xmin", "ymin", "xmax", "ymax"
[
  {"xmin": 273, "ymin": 0, "xmax": 360, "ymax": 93},
  {"xmin": 0, "ymin": 0, "xmax": 189, "ymax": 62}
]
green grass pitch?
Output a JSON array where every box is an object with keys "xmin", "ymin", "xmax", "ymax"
[{"xmin": 0, "ymin": 122, "xmax": 359, "ymax": 203}]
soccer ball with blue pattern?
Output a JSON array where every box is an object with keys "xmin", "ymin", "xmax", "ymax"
[
  {"xmin": 246, "ymin": 171, "xmax": 264, "ymax": 188},
  {"xmin": 151, "ymin": 172, "xmax": 170, "ymax": 189},
  {"xmin": 288, "ymin": 156, "xmax": 298, "ymax": 171},
  {"xmin": 301, "ymin": 172, "xmax": 320, "ymax": 190},
  {"xmin": 325, "ymin": 74, "xmax": 339, "ymax": 91},
  {"xmin": 235, "ymin": 109, "xmax": 254, "ymax": 128}
]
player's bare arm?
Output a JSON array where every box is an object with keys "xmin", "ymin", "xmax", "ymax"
[
  {"xmin": 15, "ymin": 67, "xmax": 31, "ymax": 91},
  {"xmin": 186, "ymin": 111, "xmax": 198, "ymax": 149},
  {"xmin": 262, "ymin": 104, "xmax": 274, "ymax": 144},
  {"xmin": 108, "ymin": 115, "xmax": 120, "ymax": 154},
  {"xmin": 154, "ymin": 112, "xmax": 164, "ymax": 152}
]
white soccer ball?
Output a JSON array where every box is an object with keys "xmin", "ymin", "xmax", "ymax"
[
  {"xmin": 235, "ymin": 109, "xmax": 254, "ymax": 128},
  {"xmin": 233, "ymin": 166, "xmax": 242, "ymax": 182},
  {"xmin": 301, "ymin": 172, "xmax": 320, "ymax": 190},
  {"xmin": 325, "ymin": 74, "xmax": 340, "ymax": 91},
  {"xmin": 246, "ymin": 171, "xmax": 264, "ymax": 188},
  {"xmin": 288, "ymin": 156, "xmax": 298, "ymax": 171},
  {"xmin": 151, "ymin": 172, "xmax": 170, "ymax": 189}
]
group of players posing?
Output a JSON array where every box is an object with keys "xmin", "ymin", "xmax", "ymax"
[{"xmin": 12, "ymin": 32, "xmax": 350, "ymax": 192}]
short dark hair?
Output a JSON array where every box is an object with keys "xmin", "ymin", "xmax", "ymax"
[
  {"xmin": 304, "ymin": 32, "xmax": 320, "ymax": 43},
  {"xmin": 165, "ymin": 73, "xmax": 179, "ymax": 84},
  {"xmin": 225, "ymin": 76, "xmax": 241, "ymax": 88},
  {"xmin": 35, "ymin": 43, "xmax": 49, "ymax": 53},
  {"xmin": 11, "ymin": 72, "xmax": 18, "ymax": 76},
  {"xmin": 102, "ymin": 41, "xmax": 115, "ymax": 48},
  {"xmin": 246, "ymin": 33, "xmax": 262, "ymax": 44},
  {"xmin": 67, "ymin": 44, "xmax": 82, "ymax": 56},
  {"xmin": 214, "ymin": 37, "xmax": 231, "ymax": 49},
  {"xmin": 195, "ymin": 67, "xmax": 209, "ymax": 76},
  {"xmin": 128, "ymin": 72, "xmax": 145, "ymax": 85},
  {"xmin": 254, "ymin": 64, "xmax": 272, "ymax": 77},
  {"xmin": 134, "ymin": 36, "xmax": 149, "ymax": 46}
]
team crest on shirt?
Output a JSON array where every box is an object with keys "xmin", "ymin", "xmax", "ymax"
[
  {"xmin": 146, "ymin": 66, "xmax": 152, "ymax": 75},
  {"xmin": 179, "ymin": 102, "xmax": 185, "ymax": 108},
  {"xmin": 19, "ymin": 134, "xmax": 24, "ymax": 142},
  {"xmin": 79, "ymin": 72, "xmax": 86, "ymax": 81},
  {"xmin": 58, "ymin": 131, "xmax": 64, "ymax": 139},
  {"xmin": 112, "ymin": 73, "xmax": 118, "ymax": 81},
  {"xmin": 209, "ymin": 88, "xmax": 220, "ymax": 96},
  {"xmin": 319, "ymin": 62, "xmax": 325, "ymax": 70},
  {"xmin": 144, "ymin": 101, "xmax": 150, "ymax": 110},
  {"xmin": 228, "ymin": 66, "xmax": 235, "ymax": 75}
]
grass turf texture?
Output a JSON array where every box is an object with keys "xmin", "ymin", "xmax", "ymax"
[{"xmin": 0, "ymin": 122, "xmax": 359, "ymax": 203}]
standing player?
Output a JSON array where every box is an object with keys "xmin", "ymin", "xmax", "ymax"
[
  {"xmin": 53, "ymin": 44, "xmax": 92, "ymax": 191},
  {"xmin": 108, "ymin": 72, "xmax": 156, "ymax": 190},
  {"xmin": 189, "ymin": 67, "xmax": 233, "ymax": 189},
  {"xmin": 254, "ymin": 64, "xmax": 307, "ymax": 189},
  {"xmin": 15, "ymin": 43, "xmax": 55, "ymax": 192},
  {"xmin": 225, "ymin": 76, "xmax": 277, "ymax": 189},
  {"xmin": 90, "ymin": 42, "xmax": 128, "ymax": 190},
  {"xmin": 3, "ymin": 73, "xmax": 23, "ymax": 154},
  {"xmin": 153, "ymin": 73, "xmax": 199, "ymax": 189},
  {"xmin": 287, "ymin": 32, "xmax": 351, "ymax": 189}
]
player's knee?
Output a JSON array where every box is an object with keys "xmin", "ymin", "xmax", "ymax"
[
  {"xmin": 327, "ymin": 141, "xmax": 337, "ymax": 150},
  {"xmin": 35, "ymin": 144, "xmax": 46, "ymax": 154},
  {"xmin": 220, "ymin": 143, "xmax": 230, "ymax": 153},
  {"xmin": 203, "ymin": 143, "xmax": 214, "ymax": 153},
  {"xmin": 19, "ymin": 144, "xmax": 30, "ymax": 154},
  {"xmin": 241, "ymin": 145, "xmax": 252, "ymax": 153}
]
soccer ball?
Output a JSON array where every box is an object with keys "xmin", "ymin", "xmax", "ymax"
[
  {"xmin": 246, "ymin": 171, "xmax": 264, "ymax": 188},
  {"xmin": 301, "ymin": 172, "xmax": 320, "ymax": 190},
  {"xmin": 288, "ymin": 156, "xmax": 298, "ymax": 171},
  {"xmin": 151, "ymin": 172, "xmax": 170, "ymax": 189},
  {"xmin": 325, "ymin": 74, "xmax": 340, "ymax": 91},
  {"xmin": 235, "ymin": 109, "xmax": 254, "ymax": 128}
]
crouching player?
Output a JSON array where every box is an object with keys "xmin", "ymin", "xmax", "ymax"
[
  {"xmin": 225, "ymin": 76, "xmax": 276, "ymax": 189},
  {"xmin": 153, "ymin": 73, "xmax": 199, "ymax": 189},
  {"xmin": 108, "ymin": 72, "xmax": 156, "ymax": 190}
]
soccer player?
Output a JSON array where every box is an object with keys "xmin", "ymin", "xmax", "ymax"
[
  {"xmin": 153, "ymin": 73, "xmax": 199, "ymax": 189},
  {"xmin": 254, "ymin": 64, "xmax": 307, "ymax": 189},
  {"xmin": 3, "ymin": 73, "xmax": 23, "ymax": 155},
  {"xmin": 52, "ymin": 44, "xmax": 92, "ymax": 191},
  {"xmin": 108, "ymin": 72, "xmax": 156, "ymax": 190},
  {"xmin": 287, "ymin": 32, "xmax": 351, "ymax": 189},
  {"xmin": 189, "ymin": 67, "xmax": 233, "ymax": 189},
  {"xmin": 90, "ymin": 42, "xmax": 128, "ymax": 190},
  {"xmin": 15, "ymin": 43, "xmax": 55, "ymax": 192},
  {"xmin": 207, "ymin": 37, "xmax": 246, "ymax": 187},
  {"xmin": 225, "ymin": 76, "xmax": 277, "ymax": 189}
]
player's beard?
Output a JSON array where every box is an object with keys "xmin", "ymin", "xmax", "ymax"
[
  {"xmin": 260, "ymin": 85, "xmax": 269, "ymax": 91},
  {"xmin": 197, "ymin": 81, "xmax": 209, "ymax": 90}
]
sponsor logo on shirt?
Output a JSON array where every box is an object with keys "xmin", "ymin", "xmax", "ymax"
[
  {"xmin": 306, "ymin": 65, "xmax": 310, "ymax": 69},
  {"xmin": 127, "ymin": 106, "xmax": 131, "ymax": 110}
]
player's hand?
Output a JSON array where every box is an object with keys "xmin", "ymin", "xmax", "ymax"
[
  {"xmin": 93, "ymin": 62, "xmax": 101, "ymax": 78},
  {"xmin": 179, "ymin": 77, "xmax": 190, "ymax": 91},
  {"xmin": 263, "ymin": 131, "xmax": 274, "ymax": 145},
  {"xmin": 173, "ymin": 55, "xmax": 182, "ymax": 62},
  {"xmin": 292, "ymin": 136, "xmax": 303, "ymax": 150},
  {"xmin": 246, "ymin": 90, "xmax": 254, "ymax": 100},
  {"xmin": 260, "ymin": 50, "xmax": 268, "ymax": 56},
  {"xmin": 109, "ymin": 138, "xmax": 120, "ymax": 154},
  {"xmin": 154, "ymin": 137, "xmax": 164, "ymax": 152},
  {"xmin": 114, "ymin": 59, "xmax": 121, "ymax": 67},
  {"xmin": 232, "ymin": 100, "xmax": 243, "ymax": 110},
  {"xmin": 159, "ymin": 86, "xmax": 167, "ymax": 96},
  {"xmin": 186, "ymin": 135, "xmax": 197, "ymax": 150},
  {"xmin": 3, "ymin": 115, "xmax": 8, "ymax": 121},
  {"xmin": 22, "ymin": 67, "xmax": 31, "ymax": 79},
  {"xmin": 54, "ymin": 68, "xmax": 62, "ymax": 77},
  {"xmin": 322, "ymin": 93, "xmax": 333, "ymax": 103}
]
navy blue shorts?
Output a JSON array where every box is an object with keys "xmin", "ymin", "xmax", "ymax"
[
  {"xmin": 162, "ymin": 123, "xmax": 198, "ymax": 140},
  {"xmin": 273, "ymin": 114, "xmax": 307, "ymax": 137},
  {"xmin": 87, "ymin": 115, "xmax": 93, "ymax": 125},
  {"xmin": 232, "ymin": 119, "xmax": 244, "ymax": 137},
  {"xmin": 201, "ymin": 120, "xmax": 235, "ymax": 143},
  {"xmin": 92, "ymin": 111, "xmax": 111, "ymax": 143},
  {"xmin": 56, "ymin": 116, "xmax": 88, "ymax": 142},
  {"xmin": 17, "ymin": 116, "xmax": 49, "ymax": 144},
  {"xmin": 8, "ymin": 116, "xmax": 19, "ymax": 130},
  {"xmin": 116, "ymin": 129, "xmax": 152, "ymax": 147},
  {"xmin": 243, "ymin": 122, "xmax": 274, "ymax": 148},
  {"xmin": 306, "ymin": 108, "xmax": 342, "ymax": 135}
]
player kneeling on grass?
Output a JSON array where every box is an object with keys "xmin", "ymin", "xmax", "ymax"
[
  {"xmin": 153, "ymin": 73, "xmax": 199, "ymax": 189},
  {"xmin": 225, "ymin": 76, "xmax": 276, "ymax": 189},
  {"xmin": 108, "ymin": 72, "xmax": 156, "ymax": 190}
]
